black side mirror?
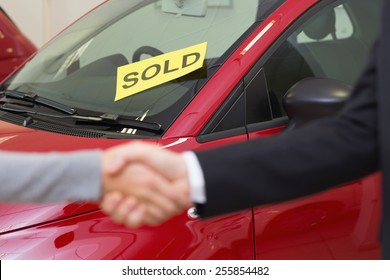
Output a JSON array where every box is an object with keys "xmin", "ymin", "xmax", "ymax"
[{"xmin": 282, "ymin": 77, "xmax": 352, "ymax": 130}]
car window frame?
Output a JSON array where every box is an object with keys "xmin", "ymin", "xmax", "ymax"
[
  {"xmin": 196, "ymin": 1, "xmax": 329, "ymax": 141},
  {"xmin": 197, "ymin": 0, "xmax": 378, "ymax": 142}
]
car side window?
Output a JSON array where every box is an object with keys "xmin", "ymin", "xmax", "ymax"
[
  {"xmin": 199, "ymin": 0, "xmax": 381, "ymax": 140},
  {"xmin": 260, "ymin": 0, "xmax": 381, "ymax": 119}
]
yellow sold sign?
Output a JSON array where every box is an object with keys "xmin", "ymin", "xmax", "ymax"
[{"xmin": 115, "ymin": 42, "xmax": 208, "ymax": 101}]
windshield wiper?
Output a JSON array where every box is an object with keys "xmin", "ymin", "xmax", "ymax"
[
  {"xmin": 0, "ymin": 103, "xmax": 163, "ymax": 132},
  {"xmin": 1, "ymin": 90, "xmax": 76, "ymax": 115},
  {"xmin": 80, "ymin": 113, "xmax": 163, "ymax": 132}
]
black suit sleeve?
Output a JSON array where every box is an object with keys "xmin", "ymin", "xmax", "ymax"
[{"xmin": 195, "ymin": 42, "xmax": 380, "ymax": 218}]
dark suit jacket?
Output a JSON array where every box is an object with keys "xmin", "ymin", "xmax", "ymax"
[{"xmin": 195, "ymin": 2, "xmax": 390, "ymax": 259}]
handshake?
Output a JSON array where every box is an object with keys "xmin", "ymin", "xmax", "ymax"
[{"xmin": 101, "ymin": 141, "xmax": 193, "ymax": 228}]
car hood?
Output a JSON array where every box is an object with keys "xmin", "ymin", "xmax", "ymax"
[{"xmin": 0, "ymin": 120, "xmax": 158, "ymax": 234}]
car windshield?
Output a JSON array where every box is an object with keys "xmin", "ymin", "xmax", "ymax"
[{"xmin": 0, "ymin": 0, "xmax": 280, "ymax": 136}]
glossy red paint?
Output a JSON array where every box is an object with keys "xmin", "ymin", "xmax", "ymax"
[
  {"xmin": 0, "ymin": 208, "xmax": 254, "ymax": 259},
  {"xmin": 0, "ymin": 0, "xmax": 382, "ymax": 260},
  {"xmin": 0, "ymin": 8, "xmax": 36, "ymax": 82},
  {"xmin": 253, "ymin": 173, "xmax": 381, "ymax": 259}
]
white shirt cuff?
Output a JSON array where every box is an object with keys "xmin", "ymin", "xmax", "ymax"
[{"xmin": 182, "ymin": 151, "xmax": 206, "ymax": 204}]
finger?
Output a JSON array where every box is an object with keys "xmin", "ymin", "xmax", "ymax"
[
  {"xmin": 144, "ymin": 215, "xmax": 165, "ymax": 227},
  {"xmin": 144, "ymin": 200, "xmax": 177, "ymax": 224},
  {"xmin": 156, "ymin": 182, "xmax": 191, "ymax": 211},
  {"xmin": 103, "ymin": 149, "xmax": 130, "ymax": 175},
  {"xmin": 102, "ymin": 141, "xmax": 155, "ymax": 175},
  {"xmin": 100, "ymin": 191, "xmax": 123, "ymax": 215},
  {"xmin": 105, "ymin": 142, "xmax": 186, "ymax": 181},
  {"xmin": 120, "ymin": 202, "xmax": 168, "ymax": 228},
  {"xmin": 111, "ymin": 196, "xmax": 138, "ymax": 224},
  {"xmin": 124, "ymin": 204, "xmax": 147, "ymax": 228},
  {"xmin": 135, "ymin": 171, "xmax": 187, "ymax": 216}
]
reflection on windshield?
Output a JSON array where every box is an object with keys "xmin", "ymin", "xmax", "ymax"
[{"xmin": 2, "ymin": 0, "xmax": 273, "ymax": 135}]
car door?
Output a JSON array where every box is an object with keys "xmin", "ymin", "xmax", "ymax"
[{"xmin": 243, "ymin": 0, "xmax": 382, "ymax": 259}]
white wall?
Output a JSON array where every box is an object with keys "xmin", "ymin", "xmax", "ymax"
[{"xmin": 0, "ymin": 0, "xmax": 105, "ymax": 47}]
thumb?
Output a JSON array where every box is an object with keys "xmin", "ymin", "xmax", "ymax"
[
  {"xmin": 104, "ymin": 151, "xmax": 128, "ymax": 175},
  {"xmin": 102, "ymin": 141, "xmax": 157, "ymax": 175}
]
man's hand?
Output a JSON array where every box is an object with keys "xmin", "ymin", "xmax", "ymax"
[{"xmin": 101, "ymin": 142, "xmax": 192, "ymax": 227}]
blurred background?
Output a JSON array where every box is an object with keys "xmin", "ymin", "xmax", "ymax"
[{"xmin": 0, "ymin": 0, "xmax": 105, "ymax": 47}]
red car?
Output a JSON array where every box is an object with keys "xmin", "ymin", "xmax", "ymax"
[
  {"xmin": 0, "ymin": 0, "xmax": 383, "ymax": 259},
  {"xmin": 0, "ymin": 7, "xmax": 36, "ymax": 82}
]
